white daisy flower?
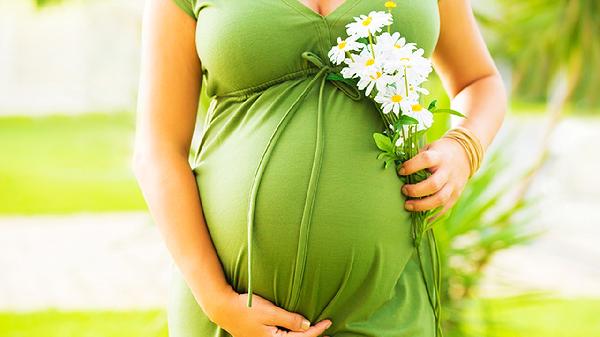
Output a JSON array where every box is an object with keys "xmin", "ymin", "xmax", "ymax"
[
  {"xmin": 327, "ymin": 35, "xmax": 363, "ymax": 65},
  {"xmin": 404, "ymin": 103, "xmax": 434, "ymax": 131},
  {"xmin": 373, "ymin": 31, "xmax": 413, "ymax": 55},
  {"xmin": 390, "ymin": 74, "xmax": 421, "ymax": 100},
  {"xmin": 374, "ymin": 85, "xmax": 413, "ymax": 116},
  {"xmin": 345, "ymin": 11, "xmax": 393, "ymax": 38},
  {"xmin": 356, "ymin": 68, "xmax": 395, "ymax": 96},
  {"xmin": 391, "ymin": 49, "xmax": 433, "ymax": 86},
  {"xmin": 340, "ymin": 48, "xmax": 381, "ymax": 80}
]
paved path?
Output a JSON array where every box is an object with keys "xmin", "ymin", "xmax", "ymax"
[
  {"xmin": 0, "ymin": 212, "xmax": 171, "ymax": 311},
  {"xmin": 479, "ymin": 115, "xmax": 600, "ymax": 297},
  {"xmin": 1, "ymin": 115, "xmax": 599, "ymax": 310}
]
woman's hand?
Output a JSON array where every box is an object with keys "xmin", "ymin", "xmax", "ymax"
[
  {"xmin": 397, "ymin": 137, "xmax": 471, "ymax": 218},
  {"xmin": 210, "ymin": 289, "xmax": 333, "ymax": 337}
]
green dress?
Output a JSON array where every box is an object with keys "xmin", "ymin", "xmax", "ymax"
[{"xmin": 168, "ymin": 0, "xmax": 441, "ymax": 336}]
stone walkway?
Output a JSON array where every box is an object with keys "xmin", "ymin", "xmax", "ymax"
[
  {"xmin": 0, "ymin": 212, "xmax": 171, "ymax": 311},
  {"xmin": 479, "ymin": 115, "xmax": 600, "ymax": 297},
  {"xmin": 1, "ymin": 116, "xmax": 599, "ymax": 310}
]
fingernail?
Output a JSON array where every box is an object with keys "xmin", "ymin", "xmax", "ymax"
[
  {"xmin": 325, "ymin": 320, "xmax": 332, "ymax": 328},
  {"xmin": 405, "ymin": 203, "xmax": 414, "ymax": 211},
  {"xmin": 401, "ymin": 186, "xmax": 408, "ymax": 195},
  {"xmin": 302, "ymin": 319, "xmax": 311, "ymax": 330},
  {"xmin": 398, "ymin": 167, "xmax": 406, "ymax": 175}
]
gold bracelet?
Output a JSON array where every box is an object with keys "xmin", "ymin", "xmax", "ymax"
[
  {"xmin": 445, "ymin": 132, "xmax": 476, "ymax": 177},
  {"xmin": 442, "ymin": 126, "xmax": 484, "ymax": 178}
]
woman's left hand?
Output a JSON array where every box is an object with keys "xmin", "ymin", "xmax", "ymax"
[{"xmin": 397, "ymin": 137, "xmax": 471, "ymax": 219}]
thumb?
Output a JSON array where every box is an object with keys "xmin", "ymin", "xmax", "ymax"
[{"xmin": 264, "ymin": 305, "xmax": 311, "ymax": 332}]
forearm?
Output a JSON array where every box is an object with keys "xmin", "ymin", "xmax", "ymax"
[
  {"xmin": 132, "ymin": 151, "xmax": 235, "ymax": 319},
  {"xmin": 449, "ymin": 73, "xmax": 507, "ymax": 152}
]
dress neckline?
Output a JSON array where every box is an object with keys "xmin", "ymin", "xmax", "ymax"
[{"xmin": 287, "ymin": 0, "xmax": 360, "ymax": 20}]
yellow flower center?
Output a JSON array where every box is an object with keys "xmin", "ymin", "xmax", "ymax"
[
  {"xmin": 365, "ymin": 58, "xmax": 375, "ymax": 66},
  {"xmin": 362, "ymin": 16, "xmax": 372, "ymax": 26},
  {"xmin": 394, "ymin": 43, "xmax": 401, "ymax": 48},
  {"xmin": 369, "ymin": 71, "xmax": 382, "ymax": 80},
  {"xmin": 412, "ymin": 104, "xmax": 423, "ymax": 111},
  {"xmin": 391, "ymin": 95, "xmax": 403, "ymax": 103},
  {"xmin": 338, "ymin": 41, "xmax": 347, "ymax": 49},
  {"xmin": 385, "ymin": 1, "xmax": 397, "ymax": 8}
]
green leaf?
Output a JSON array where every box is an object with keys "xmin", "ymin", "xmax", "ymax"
[
  {"xmin": 356, "ymin": 37, "xmax": 369, "ymax": 44},
  {"xmin": 394, "ymin": 115, "xmax": 419, "ymax": 129},
  {"xmin": 431, "ymin": 108, "xmax": 467, "ymax": 118},
  {"xmin": 373, "ymin": 132, "xmax": 394, "ymax": 153},
  {"xmin": 326, "ymin": 72, "xmax": 357, "ymax": 86},
  {"xmin": 427, "ymin": 99, "xmax": 438, "ymax": 111}
]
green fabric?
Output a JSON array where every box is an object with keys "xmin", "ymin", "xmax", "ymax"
[
  {"xmin": 167, "ymin": 0, "xmax": 441, "ymax": 336},
  {"xmin": 172, "ymin": 0, "xmax": 197, "ymax": 19}
]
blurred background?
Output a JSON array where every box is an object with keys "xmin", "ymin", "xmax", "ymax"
[{"xmin": 0, "ymin": 0, "xmax": 599, "ymax": 336}]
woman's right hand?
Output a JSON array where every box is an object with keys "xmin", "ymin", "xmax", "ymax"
[{"xmin": 210, "ymin": 289, "xmax": 333, "ymax": 337}]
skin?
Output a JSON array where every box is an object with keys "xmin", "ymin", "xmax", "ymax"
[{"xmin": 132, "ymin": 0, "xmax": 505, "ymax": 336}]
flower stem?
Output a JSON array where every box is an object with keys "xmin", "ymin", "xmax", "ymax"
[{"xmin": 368, "ymin": 31, "xmax": 376, "ymax": 58}]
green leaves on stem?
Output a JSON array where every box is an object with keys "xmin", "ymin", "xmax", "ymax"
[
  {"xmin": 373, "ymin": 132, "xmax": 400, "ymax": 168},
  {"xmin": 427, "ymin": 99, "xmax": 467, "ymax": 118}
]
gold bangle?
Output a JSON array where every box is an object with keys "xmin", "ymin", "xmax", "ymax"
[
  {"xmin": 455, "ymin": 126, "xmax": 484, "ymax": 173},
  {"xmin": 442, "ymin": 126, "xmax": 484, "ymax": 178},
  {"xmin": 447, "ymin": 127, "xmax": 483, "ymax": 177},
  {"xmin": 444, "ymin": 132, "xmax": 476, "ymax": 177}
]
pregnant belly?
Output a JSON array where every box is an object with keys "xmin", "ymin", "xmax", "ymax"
[{"xmin": 193, "ymin": 82, "xmax": 415, "ymax": 324}]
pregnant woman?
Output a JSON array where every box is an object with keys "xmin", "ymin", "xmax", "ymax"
[{"xmin": 133, "ymin": 0, "xmax": 506, "ymax": 336}]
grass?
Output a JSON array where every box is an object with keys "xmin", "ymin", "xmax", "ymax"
[
  {"xmin": 482, "ymin": 297, "xmax": 600, "ymax": 337},
  {"xmin": 0, "ymin": 112, "xmax": 146, "ymax": 214},
  {"xmin": 0, "ymin": 298, "xmax": 598, "ymax": 337},
  {"xmin": 0, "ymin": 309, "xmax": 168, "ymax": 337}
]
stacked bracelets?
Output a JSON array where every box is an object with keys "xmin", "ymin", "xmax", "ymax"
[{"xmin": 442, "ymin": 126, "xmax": 484, "ymax": 178}]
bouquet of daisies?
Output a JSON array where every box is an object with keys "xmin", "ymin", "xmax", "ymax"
[{"xmin": 327, "ymin": 2, "xmax": 466, "ymax": 335}]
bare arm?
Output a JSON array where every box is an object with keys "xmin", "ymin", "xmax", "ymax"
[
  {"xmin": 132, "ymin": 0, "xmax": 233, "ymax": 320},
  {"xmin": 132, "ymin": 1, "xmax": 332, "ymax": 336},
  {"xmin": 431, "ymin": 0, "xmax": 506, "ymax": 151},
  {"xmin": 399, "ymin": 0, "xmax": 507, "ymax": 214}
]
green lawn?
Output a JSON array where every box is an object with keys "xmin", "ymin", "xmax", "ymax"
[
  {"xmin": 1, "ymin": 298, "xmax": 599, "ymax": 337},
  {"xmin": 0, "ymin": 113, "xmax": 146, "ymax": 214},
  {"xmin": 0, "ymin": 310, "xmax": 167, "ymax": 337},
  {"xmin": 455, "ymin": 296, "xmax": 600, "ymax": 337}
]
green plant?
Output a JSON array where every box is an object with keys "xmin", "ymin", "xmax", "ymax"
[{"xmin": 432, "ymin": 135, "xmax": 545, "ymax": 336}]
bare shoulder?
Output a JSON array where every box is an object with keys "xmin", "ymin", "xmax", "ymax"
[{"xmin": 134, "ymin": 0, "xmax": 201, "ymax": 158}]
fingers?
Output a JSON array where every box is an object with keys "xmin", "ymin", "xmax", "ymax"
[
  {"xmin": 264, "ymin": 304, "xmax": 312, "ymax": 332},
  {"xmin": 405, "ymin": 184, "xmax": 454, "ymax": 212},
  {"xmin": 398, "ymin": 150, "xmax": 441, "ymax": 176},
  {"xmin": 285, "ymin": 319, "xmax": 332, "ymax": 337},
  {"xmin": 402, "ymin": 169, "xmax": 449, "ymax": 198}
]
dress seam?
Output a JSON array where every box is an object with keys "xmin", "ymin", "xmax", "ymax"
[
  {"xmin": 216, "ymin": 68, "xmax": 320, "ymax": 101},
  {"xmin": 280, "ymin": 0, "xmax": 314, "ymax": 20},
  {"xmin": 330, "ymin": 0, "xmax": 363, "ymax": 27}
]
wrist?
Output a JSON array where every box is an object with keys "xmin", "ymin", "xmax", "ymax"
[
  {"xmin": 442, "ymin": 126, "xmax": 484, "ymax": 178},
  {"xmin": 198, "ymin": 283, "xmax": 239, "ymax": 325},
  {"xmin": 441, "ymin": 137, "xmax": 471, "ymax": 178}
]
